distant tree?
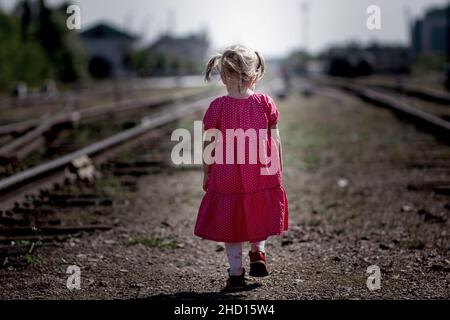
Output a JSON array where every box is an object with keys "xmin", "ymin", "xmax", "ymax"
[
  {"xmin": 0, "ymin": 9, "xmax": 50, "ymax": 90},
  {"xmin": 127, "ymin": 47, "xmax": 203, "ymax": 77},
  {"xmin": 328, "ymin": 57, "xmax": 354, "ymax": 77},
  {"xmin": 36, "ymin": 0, "xmax": 86, "ymax": 82},
  {"xmin": 0, "ymin": 1, "xmax": 87, "ymax": 91},
  {"xmin": 20, "ymin": 0, "xmax": 31, "ymax": 40}
]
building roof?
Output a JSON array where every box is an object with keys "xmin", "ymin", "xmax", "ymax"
[
  {"xmin": 150, "ymin": 33, "xmax": 208, "ymax": 48},
  {"xmin": 80, "ymin": 22, "xmax": 136, "ymax": 40},
  {"xmin": 425, "ymin": 7, "xmax": 448, "ymax": 19}
]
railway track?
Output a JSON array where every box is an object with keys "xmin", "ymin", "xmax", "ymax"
[
  {"xmin": 318, "ymin": 78, "xmax": 450, "ymax": 143},
  {"xmin": 369, "ymin": 88, "xmax": 450, "ymax": 123},
  {"xmin": 315, "ymin": 76, "xmax": 450, "ymax": 198},
  {"xmin": 355, "ymin": 81, "xmax": 450, "ymax": 105},
  {"xmin": 0, "ymin": 91, "xmax": 218, "ymax": 267},
  {"xmin": 0, "ymin": 87, "xmax": 218, "ymax": 178},
  {"xmin": 0, "ymin": 76, "xmax": 206, "ymax": 109},
  {"xmin": 0, "ymin": 92, "xmax": 217, "ymax": 202}
]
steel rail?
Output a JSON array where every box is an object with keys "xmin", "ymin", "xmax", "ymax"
[{"xmin": 0, "ymin": 95, "xmax": 214, "ymax": 197}]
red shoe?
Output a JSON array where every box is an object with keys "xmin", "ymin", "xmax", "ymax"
[
  {"xmin": 249, "ymin": 251, "xmax": 269, "ymax": 277},
  {"xmin": 223, "ymin": 268, "xmax": 247, "ymax": 292}
]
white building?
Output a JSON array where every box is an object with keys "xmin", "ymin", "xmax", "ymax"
[
  {"xmin": 150, "ymin": 32, "xmax": 209, "ymax": 64},
  {"xmin": 80, "ymin": 22, "xmax": 137, "ymax": 78}
]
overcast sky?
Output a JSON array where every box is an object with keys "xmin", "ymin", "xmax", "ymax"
[{"xmin": 0, "ymin": 0, "xmax": 447, "ymax": 58}]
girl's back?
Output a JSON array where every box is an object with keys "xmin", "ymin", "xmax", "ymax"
[
  {"xmin": 203, "ymin": 93, "xmax": 281, "ymax": 193},
  {"xmin": 205, "ymin": 93, "xmax": 277, "ymax": 132}
]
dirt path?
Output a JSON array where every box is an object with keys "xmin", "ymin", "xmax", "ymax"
[{"xmin": 1, "ymin": 87, "xmax": 449, "ymax": 299}]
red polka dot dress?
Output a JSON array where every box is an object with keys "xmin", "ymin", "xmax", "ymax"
[{"xmin": 194, "ymin": 93, "xmax": 289, "ymax": 242}]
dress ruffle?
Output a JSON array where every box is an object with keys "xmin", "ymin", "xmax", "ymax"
[{"xmin": 194, "ymin": 185, "xmax": 289, "ymax": 242}]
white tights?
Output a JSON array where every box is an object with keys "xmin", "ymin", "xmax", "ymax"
[{"xmin": 225, "ymin": 241, "xmax": 266, "ymax": 276}]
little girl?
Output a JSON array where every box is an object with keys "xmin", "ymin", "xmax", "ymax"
[{"xmin": 194, "ymin": 45, "xmax": 289, "ymax": 290}]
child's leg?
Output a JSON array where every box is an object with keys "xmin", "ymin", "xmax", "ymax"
[
  {"xmin": 225, "ymin": 242, "xmax": 244, "ymax": 276},
  {"xmin": 248, "ymin": 240, "xmax": 269, "ymax": 277},
  {"xmin": 250, "ymin": 240, "xmax": 266, "ymax": 253}
]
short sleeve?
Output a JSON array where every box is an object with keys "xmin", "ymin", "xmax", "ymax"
[
  {"xmin": 203, "ymin": 99, "xmax": 221, "ymax": 130},
  {"xmin": 265, "ymin": 95, "xmax": 280, "ymax": 126}
]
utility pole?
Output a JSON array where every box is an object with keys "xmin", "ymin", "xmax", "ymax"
[
  {"xmin": 123, "ymin": 11, "xmax": 134, "ymax": 35},
  {"xmin": 300, "ymin": 1, "xmax": 309, "ymax": 53},
  {"xmin": 166, "ymin": 9, "xmax": 175, "ymax": 36},
  {"xmin": 404, "ymin": 5, "xmax": 411, "ymax": 47},
  {"xmin": 446, "ymin": 1, "xmax": 450, "ymax": 91}
]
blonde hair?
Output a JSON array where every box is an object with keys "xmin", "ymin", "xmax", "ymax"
[{"xmin": 205, "ymin": 45, "xmax": 266, "ymax": 93}]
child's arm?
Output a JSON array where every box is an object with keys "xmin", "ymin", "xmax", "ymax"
[
  {"xmin": 202, "ymin": 150, "xmax": 211, "ymax": 192},
  {"xmin": 202, "ymin": 132, "xmax": 217, "ymax": 191},
  {"xmin": 270, "ymin": 123, "xmax": 283, "ymax": 173}
]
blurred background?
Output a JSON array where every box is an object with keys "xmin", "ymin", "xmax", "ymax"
[{"xmin": 0, "ymin": 0, "xmax": 448, "ymax": 95}]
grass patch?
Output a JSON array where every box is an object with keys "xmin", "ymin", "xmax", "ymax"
[
  {"xmin": 7, "ymin": 147, "xmax": 46, "ymax": 175},
  {"xmin": 24, "ymin": 254, "xmax": 38, "ymax": 266},
  {"xmin": 127, "ymin": 235, "xmax": 184, "ymax": 249},
  {"xmin": 95, "ymin": 173, "xmax": 125, "ymax": 199},
  {"xmin": 71, "ymin": 120, "xmax": 137, "ymax": 146},
  {"xmin": 282, "ymin": 123, "xmax": 334, "ymax": 172},
  {"xmin": 308, "ymin": 218, "xmax": 322, "ymax": 227},
  {"xmin": 279, "ymin": 95, "xmax": 346, "ymax": 173},
  {"xmin": 301, "ymin": 149, "xmax": 321, "ymax": 172},
  {"xmin": 14, "ymin": 240, "xmax": 31, "ymax": 246}
]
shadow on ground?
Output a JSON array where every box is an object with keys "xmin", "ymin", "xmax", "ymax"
[{"xmin": 142, "ymin": 283, "xmax": 262, "ymax": 300}]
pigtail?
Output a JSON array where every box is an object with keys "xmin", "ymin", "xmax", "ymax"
[
  {"xmin": 255, "ymin": 51, "xmax": 265, "ymax": 79},
  {"xmin": 205, "ymin": 54, "xmax": 222, "ymax": 81}
]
